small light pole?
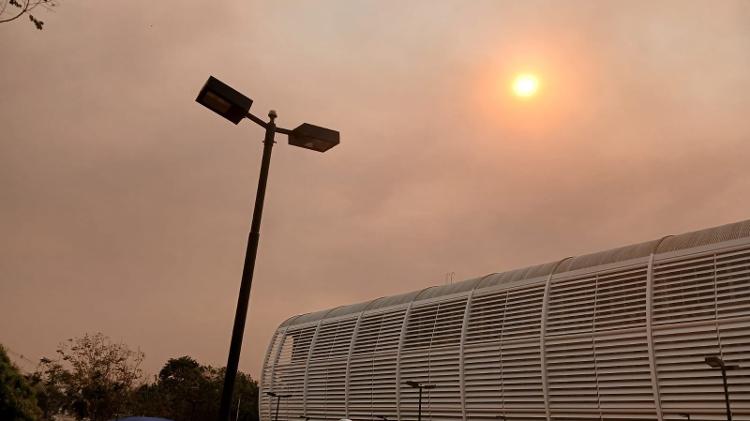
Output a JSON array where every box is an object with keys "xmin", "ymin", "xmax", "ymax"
[
  {"xmin": 678, "ymin": 413, "xmax": 691, "ymax": 421},
  {"xmin": 375, "ymin": 415, "xmax": 391, "ymax": 421},
  {"xmin": 495, "ymin": 416, "xmax": 506, "ymax": 421},
  {"xmin": 404, "ymin": 380, "xmax": 436, "ymax": 421},
  {"xmin": 196, "ymin": 76, "xmax": 339, "ymax": 421},
  {"xmin": 265, "ymin": 392, "xmax": 292, "ymax": 421},
  {"xmin": 705, "ymin": 355, "xmax": 739, "ymax": 421},
  {"xmin": 299, "ymin": 415, "xmax": 311, "ymax": 421}
]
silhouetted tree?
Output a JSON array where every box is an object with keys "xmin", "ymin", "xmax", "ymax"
[
  {"xmin": 128, "ymin": 356, "xmax": 259, "ymax": 421},
  {"xmin": 34, "ymin": 333, "xmax": 144, "ymax": 421},
  {"xmin": 0, "ymin": 344, "xmax": 42, "ymax": 421},
  {"xmin": 158, "ymin": 356, "xmax": 213, "ymax": 420},
  {"xmin": 0, "ymin": 0, "xmax": 60, "ymax": 30}
]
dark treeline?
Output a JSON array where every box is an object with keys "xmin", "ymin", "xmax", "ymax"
[{"xmin": 1, "ymin": 333, "xmax": 259, "ymax": 421}]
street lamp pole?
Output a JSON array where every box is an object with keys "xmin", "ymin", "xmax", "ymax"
[
  {"xmin": 705, "ymin": 355, "xmax": 739, "ymax": 421},
  {"xmin": 218, "ymin": 110, "xmax": 277, "ymax": 421},
  {"xmin": 195, "ymin": 76, "xmax": 340, "ymax": 421},
  {"xmin": 219, "ymin": 110, "xmax": 276, "ymax": 421},
  {"xmin": 720, "ymin": 364, "xmax": 732, "ymax": 421},
  {"xmin": 405, "ymin": 380, "xmax": 436, "ymax": 421},
  {"xmin": 265, "ymin": 392, "xmax": 291, "ymax": 421}
]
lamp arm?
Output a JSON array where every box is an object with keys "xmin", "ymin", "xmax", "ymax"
[
  {"xmin": 245, "ymin": 111, "xmax": 294, "ymax": 135},
  {"xmin": 246, "ymin": 111, "xmax": 269, "ymax": 128}
]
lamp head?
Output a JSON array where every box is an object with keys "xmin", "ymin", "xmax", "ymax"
[
  {"xmin": 404, "ymin": 380, "xmax": 419, "ymax": 388},
  {"xmin": 705, "ymin": 355, "xmax": 724, "ymax": 369},
  {"xmin": 196, "ymin": 76, "xmax": 253, "ymax": 125},
  {"xmin": 289, "ymin": 123, "xmax": 340, "ymax": 152}
]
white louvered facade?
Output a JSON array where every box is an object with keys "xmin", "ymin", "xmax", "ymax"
[{"xmin": 261, "ymin": 220, "xmax": 750, "ymax": 420}]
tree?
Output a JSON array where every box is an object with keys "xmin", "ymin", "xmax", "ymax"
[
  {"xmin": 0, "ymin": 0, "xmax": 60, "ymax": 30},
  {"xmin": 128, "ymin": 356, "xmax": 259, "ymax": 421},
  {"xmin": 35, "ymin": 333, "xmax": 145, "ymax": 421},
  {"xmin": 157, "ymin": 356, "xmax": 212, "ymax": 421},
  {"xmin": 0, "ymin": 344, "xmax": 42, "ymax": 421}
]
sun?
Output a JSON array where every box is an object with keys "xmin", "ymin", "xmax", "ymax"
[{"xmin": 512, "ymin": 73, "xmax": 540, "ymax": 98}]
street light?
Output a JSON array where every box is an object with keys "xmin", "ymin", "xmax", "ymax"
[
  {"xmin": 197, "ymin": 76, "xmax": 340, "ymax": 421},
  {"xmin": 299, "ymin": 415, "xmax": 311, "ymax": 421},
  {"xmin": 265, "ymin": 392, "xmax": 292, "ymax": 421},
  {"xmin": 404, "ymin": 380, "xmax": 436, "ymax": 421},
  {"xmin": 705, "ymin": 355, "xmax": 739, "ymax": 421},
  {"xmin": 374, "ymin": 415, "xmax": 391, "ymax": 421},
  {"xmin": 678, "ymin": 413, "xmax": 691, "ymax": 421}
]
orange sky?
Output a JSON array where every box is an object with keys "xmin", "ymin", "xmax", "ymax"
[{"xmin": 2, "ymin": 1, "xmax": 750, "ymax": 379}]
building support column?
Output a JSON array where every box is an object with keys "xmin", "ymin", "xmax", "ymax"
[
  {"xmin": 647, "ymin": 237, "xmax": 671, "ymax": 421},
  {"xmin": 344, "ymin": 305, "xmax": 370, "ymax": 419},
  {"xmin": 264, "ymin": 326, "xmax": 289, "ymax": 421},
  {"xmin": 458, "ymin": 289, "xmax": 476, "ymax": 421},
  {"xmin": 396, "ymin": 300, "xmax": 416, "ymax": 421},
  {"xmin": 302, "ymin": 321, "xmax": 324, "ymax": 416},
  {"xmin": 540, "ymin": 258, "xmax": 571, "ymax": 421}
]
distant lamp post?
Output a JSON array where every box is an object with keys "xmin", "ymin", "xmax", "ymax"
[
  {"xmin": 299, "ymin": 415, "xmax": 311, "ymax": 421},
  {"xmin": 404, "ymin": 380, "xmax": 436, "ymax": 421},
  {"xmin": 495, "ymin": 416, "xmax": 506, "ymax": 421},
  {"xmin": 678, "ymin": 413, "xmax": 691, "ymax": 421},
  {"xmin": 265, "ymin": 392, "xmax": 292, "ymax": 421},
  {"xmin": 196, "ymin": 76, "xmax": 339, "ymax": 421},
  {"xmin": 705, "ymin": 355, "xmax": 739, "ymax": 421},
  {"xmin": 375, "ymin": 415, "xmax": 391, "ymax": 421}
]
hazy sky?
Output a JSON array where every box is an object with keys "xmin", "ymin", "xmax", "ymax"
[{"xmin": 2, "ymin": 0, "xmax": 750, "ymax": 380}]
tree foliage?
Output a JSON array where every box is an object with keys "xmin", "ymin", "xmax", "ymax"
[
  {"xmin": 34, "ymin": 333, "xmax": 145, "ymax": 421},
  {"xmin": 7, "ymin": 333, "xmax": 260, "ymax": 421},
  {"xmin": 0, "ymin": 0, "xmax": 60, "ymax": 30},
  {"xmin": 0, "ymin": 344, "xmax": 42, "ymax": 421},
  {"xmin": 129, "ymin": 356, "xmax": 259, "ymax": 421}
]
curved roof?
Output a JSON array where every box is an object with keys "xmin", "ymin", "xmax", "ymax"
[{"xmin": 279, "ymin": 219, "xmax": 750, "ymax": 328}]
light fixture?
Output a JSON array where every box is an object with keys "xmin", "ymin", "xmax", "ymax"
[
  {"xmin": 196, "ymin": 76, "xmax": 253, "ymax": 124},
  {"xmin": 289, "ymin": 123, "xmax": 340, "ymax": 152}
]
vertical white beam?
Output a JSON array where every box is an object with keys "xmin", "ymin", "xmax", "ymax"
[
  {"xmin": 458, "ymin": 289, "xmax": 475, "ymax": 421},
  {"xmin": 712, "ymin": 254, "xmax": 725, "ymax": 366},
  {"xmin": 263, "ymin": 327, "xmax": 286, "ymax": 421},
  {"xmin": 395, "ymin": 300, "xmax": 416, "ymax": 421},
  {"xmin": 344, "ymin": 308, "xmax": 368, "ymax": 418},
  {"xmin": 540, "ymin": 258, "xmax": 570, "ymax": 421},
  {"xmin": 646, "ymin": 252, "xmax": 664, "ymax": 421},
  {"xmin": 259, "ymin": 329, "xmax": 278, "ymax": 421},
  {"xmin": 592, "ymin": 274, "xmax": 603, "ymax": 418},
  {"xmin": 302, "ymin": 320, "xmax": 324, "ymax": 416},
  {"xmin": 540, "ymin": 275, "xmax": 552, "ymax": 421}
]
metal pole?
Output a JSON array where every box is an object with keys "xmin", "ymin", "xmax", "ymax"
[
  {"xmin": 218, "ymin": 113, "xmax": 277, "ymax": 421},
  {"xmin": 274, "ymin": 395, "xmax": 281, "ymax": 421},
  {"xmin": 418, "ymin": 387, "xmax": 422, "ymax": 421},
  {"xmin": 721, "ymin": 367, "xmax": 732, "ymax": 421}
]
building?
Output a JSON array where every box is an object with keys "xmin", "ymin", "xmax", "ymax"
[{"xmin": 260, "ymin": 220, "xmax": 750, "ymax": 421}]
